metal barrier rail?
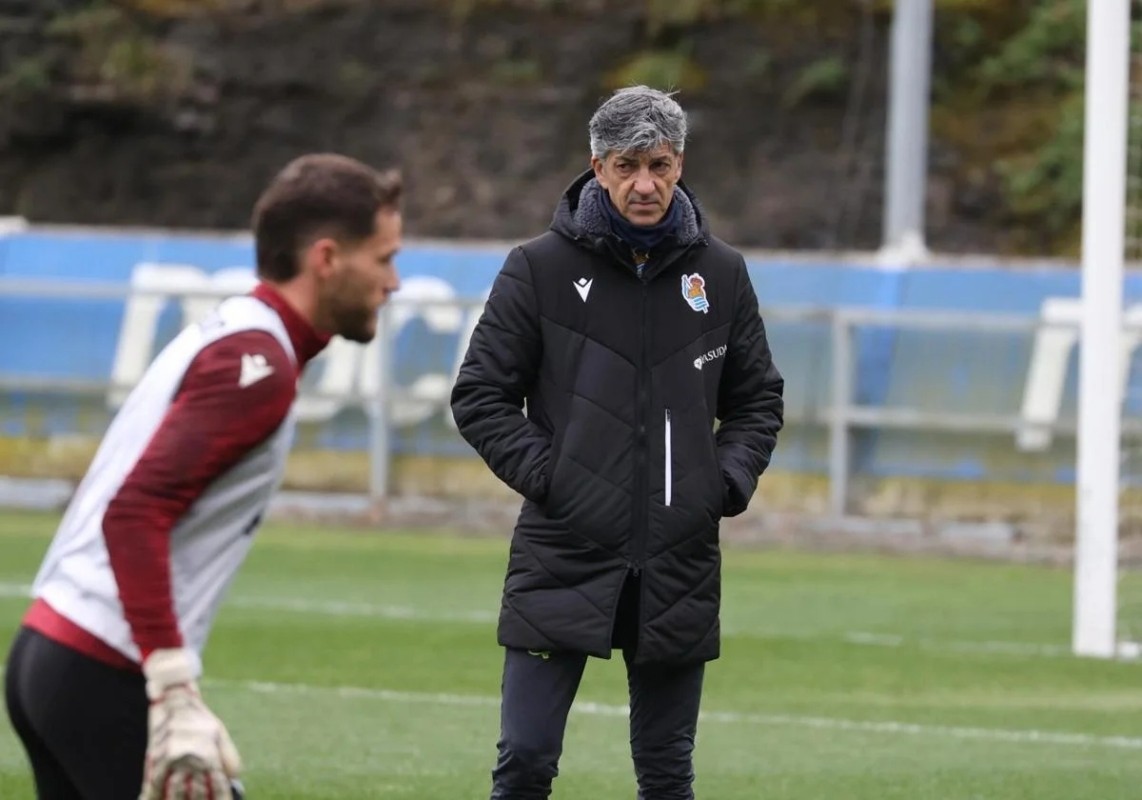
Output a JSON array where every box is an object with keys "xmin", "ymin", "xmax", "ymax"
[{"xmin": 1, "ymin": 277, "xmax": 1133, "ymax": 516}]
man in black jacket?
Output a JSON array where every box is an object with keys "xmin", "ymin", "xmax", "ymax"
[{"xmin": 450, "ymin": 85, "xmax": 785, "ymax": 799}]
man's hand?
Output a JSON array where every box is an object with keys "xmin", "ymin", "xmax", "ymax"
[{"xmin": 140, "ymin": 648, "xmax": 242, "ymax": 800}]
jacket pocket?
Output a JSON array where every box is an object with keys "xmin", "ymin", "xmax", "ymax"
[
  {"xmin": 541, "ymin": 426, "xmax": 566, "ymax": 511},
  {"xmin": 664, "ymin": 408, "xmax": 673, "ymax": 507},
  {"xmin": 707, "ymin": 425, "xmax": 726, "ymax": 520}
]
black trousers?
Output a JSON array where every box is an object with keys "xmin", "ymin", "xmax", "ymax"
[
  {"xmin": 490, "ymin": 576, "xmax": 706, "ymax": 800},
  {"xmin": 4, "ymin": 626, "xmax": 149, "ymax": 800}
]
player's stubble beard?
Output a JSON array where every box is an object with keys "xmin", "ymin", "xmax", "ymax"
[
  {"xmin": 319, "ymin": 267, "xmax": 378, "ymax": 344},
  {"xmin": 332, "ymin": 293, "xmax": 377, "ymax": 344}
]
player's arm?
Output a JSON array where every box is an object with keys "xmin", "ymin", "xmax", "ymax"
[
  {"xmin": 103, "ymin": 329, "xmax": 296, "ymax": 658},
  {"xmin": 450, "ymin": 246, "xmax": 552, "ymax": 503},
  {"xmin": 715, "ymin": 259, "xmax": 785, "ymax": 518},
  {"xmin": 102, "ymin": 329, "xmax": 296, "ymax": 800}
]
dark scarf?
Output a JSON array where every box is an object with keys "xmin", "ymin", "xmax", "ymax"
[{"xmin": 600, "ymin": 188, "xmax": 683, "ymax": 253}]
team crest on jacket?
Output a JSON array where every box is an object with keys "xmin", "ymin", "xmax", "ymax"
[{"xmin": 681, "ymin": 273, "xmax": 710, "ymax": 314}]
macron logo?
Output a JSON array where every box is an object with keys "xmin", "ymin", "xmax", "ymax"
[
  {"xmin": 239, "ymin": 353, "xmax": 275, "ymax": 388},
  {"xmin": 573, "ymin": 277, "xmax": 593, "ymax": 302}
]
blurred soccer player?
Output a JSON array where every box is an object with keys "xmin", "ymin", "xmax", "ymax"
[{"xmin": 3, "ymin": 153, "xmax": 402, "ymax": 800}]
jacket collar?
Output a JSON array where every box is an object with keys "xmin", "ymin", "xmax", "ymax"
[
  {"xmin": 574, "ymin": 177, "xmax": 701, "ymax": 247},
  {"xmin": 251, "ymin": 282, "xmax": 331, "ymax": 368},
  {"xmin": 550, "ymin": 171, "xmax": 709, "ymax": 279}
]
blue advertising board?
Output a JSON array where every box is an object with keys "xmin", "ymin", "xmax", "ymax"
[{"xmin": 2, "ymin": 225, "xmax": 1140, "ymax": 484}]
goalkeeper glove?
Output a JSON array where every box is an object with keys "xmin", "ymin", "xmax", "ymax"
[{"xmin": 139, "ymin": 648, "xmax": 242, "ymax": 800}]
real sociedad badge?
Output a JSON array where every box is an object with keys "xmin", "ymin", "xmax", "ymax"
[{"xmin": 681, "ymin": 273, "xmax": 710, "ymax": 314}]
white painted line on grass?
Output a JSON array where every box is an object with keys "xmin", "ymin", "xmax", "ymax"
[
  {"xmin": 0, "ymin": 663, "xmax": 1136, "ymax": 751},
  {"xmin": 230, "ymin": 596, "xmax": 498, "ymax": 624},
  {"xmin": 0, "ymin": 581, "xmax": 498, "ymax": 625},
  {"xmin": 0, "ymin": 582, "xmax": 1074, "ymax": 657},
  {"xmin": 0, "ymin": 582, "xmax": 31, "ymax": 597},
  {"xmin": 842, "ymin": 631, "xmax": 1072, "ymax": 658},
  {"xmin": 224, "ymin": 677, "xmax": 1142, "ymax": 751}
]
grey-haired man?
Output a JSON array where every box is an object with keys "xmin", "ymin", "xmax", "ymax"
[{"xmin": 451, "ymin": 86, "xmax": 785, "ymax": 799}]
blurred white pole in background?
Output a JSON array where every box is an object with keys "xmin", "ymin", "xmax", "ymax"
[{"xmin": 881, "ymin": 0, "xmax": 933, "ymax": 264}]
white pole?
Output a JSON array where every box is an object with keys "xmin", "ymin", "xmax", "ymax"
[
  {"xmin": 881, "ymin": 0, "xmax": 934, "ymax": 260},
  {"xmin": 1074, "ymin": 0, "xmax": 1131, "ymax": 658}
]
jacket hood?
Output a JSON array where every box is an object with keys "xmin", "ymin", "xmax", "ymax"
[{"xmin": 550, "ymin": 170, "xmax": 709, "ymax": 249}]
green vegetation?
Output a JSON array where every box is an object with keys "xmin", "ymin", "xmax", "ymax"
[
  {"xmin": 940, "ymin": 0, "xmax": 1087, "ymax": 253},
  {"xmin": 25, "ymin": 3, "xmax": 196, "ymax": 104},
  {"xmin": 783, "ymin": 56, "xmax": 849, "ymax": 108},
  {"xmin": 593, "ymin": 0, "xmax": 1090, "ymax": 252},
  {"xmin": 606, "ymin": 47, "xmax": 708, "ymax": 93},
  {"xmin": 0, "ymin": 56, "xmax": 52, "ymax": 100},
  {"xmin": 628, "ymin": 0, "xmax": 1090, "ymax": 253},
  {"xmin": 6, "ymin": 0, "xmax": 1103, "ymax": 254}
]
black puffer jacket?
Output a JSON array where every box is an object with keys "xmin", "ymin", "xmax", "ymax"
[{"xmin": 451, "ymin": 171, "xmax": 784, "ymax": 664}]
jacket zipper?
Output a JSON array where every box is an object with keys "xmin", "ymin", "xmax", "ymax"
[{"xmin": 664, "ymin": 408, "xmax": 672, "ymax": 507}]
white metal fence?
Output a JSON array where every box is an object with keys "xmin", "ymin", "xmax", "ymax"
[{"xmin": 1, "ymin": 277, "xmax": 1132, "ymax": 518}]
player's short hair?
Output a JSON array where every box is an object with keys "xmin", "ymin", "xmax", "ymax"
[
  {"xmin": 252, "ymin": 153, "xmax": 402, "ymax": 282},
  {"xmin": 589, "ymin": 86, "xmax": 688, "ymax": 160}
]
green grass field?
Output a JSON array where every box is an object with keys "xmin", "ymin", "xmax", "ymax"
[{"xmin": 2, "ymin": 509, "xmax": 1141, "ymax": 799}]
